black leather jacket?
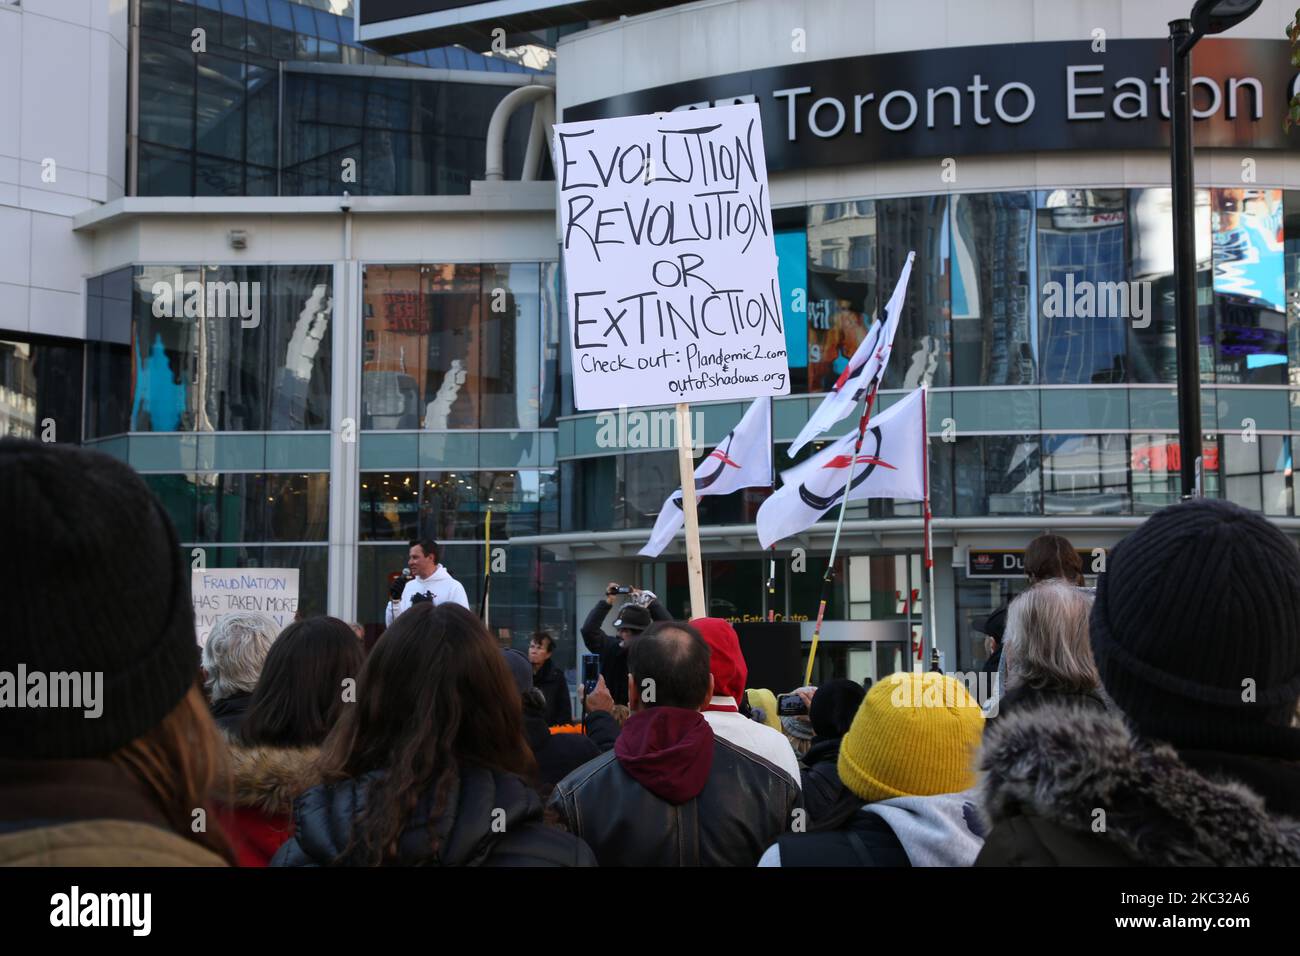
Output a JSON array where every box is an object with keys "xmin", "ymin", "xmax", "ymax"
[{"xmin": 547, "ymin": 737, "xmax": 802, "ymax": 866}]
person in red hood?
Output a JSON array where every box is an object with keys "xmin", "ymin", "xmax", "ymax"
[
  {"xmin": 692, "ymin": 617, "xmax": 803, "ymax": 790},
  {"xmin": 547, "ymin": 621, "xmax": 802, "ymax": 866}
]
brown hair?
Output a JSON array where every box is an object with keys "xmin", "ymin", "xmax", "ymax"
[
  {"xmin": 1024, "ymin": 533, "xmax": 1084, "ymax": 585},
  {"xmin": 318, "ymin": 602, "xmax": 537, "ymax": 865},
  {"xmin": 109, "ymin": 683, "xmax": 235, "ymax": 864}
]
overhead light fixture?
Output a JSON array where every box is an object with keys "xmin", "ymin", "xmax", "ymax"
[{"xmin": 1189, "ymin": 0, "xmax": 1261, "ymax": 35}]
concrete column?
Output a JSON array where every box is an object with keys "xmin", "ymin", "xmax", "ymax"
[{"xmin": 326, "ymin": 249, "xmax": 362, "ymax": 620}]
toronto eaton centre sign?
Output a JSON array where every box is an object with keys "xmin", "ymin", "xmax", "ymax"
[{"xmin": 565, "ymin": 39, "xmax": 1300, "ymax": 171}]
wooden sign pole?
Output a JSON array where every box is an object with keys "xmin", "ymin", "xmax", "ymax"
[{"xmin": 675, "ymin": 402, "xmax": 707, "ymax": 620}]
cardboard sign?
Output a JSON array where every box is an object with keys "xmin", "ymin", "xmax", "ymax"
[
  {"xmin": 191, "ymin": 568, "xmax": 300, "ymax": 646},
  {"xmin": 554, "ymin": 103, "xmax": 791, "ymax": 411}
]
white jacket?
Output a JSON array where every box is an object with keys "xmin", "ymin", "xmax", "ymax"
[
  {"xmin": 703, "ymin": 697, "xmax": 802, "ymax": 789},
  {"xmin": 385, "ymin": 566, "xmax": 470, "ymax": 626}
]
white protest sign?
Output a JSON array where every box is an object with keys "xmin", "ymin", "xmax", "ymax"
[
  {"xmin": 554, "ymin": 102, "xmax": 791, "ymax": 411},
  {"xmin": 191, "ymin": 568, "xmax": 299, "ymax": 646}
]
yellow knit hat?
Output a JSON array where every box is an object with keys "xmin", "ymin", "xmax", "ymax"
[
  {"xmin": 745, "ymin": 688, "xmax": 782, "ymax": 731},
  {"xmin": 836, "ymin": 672, "xmax": 985, "ymax": 804}
]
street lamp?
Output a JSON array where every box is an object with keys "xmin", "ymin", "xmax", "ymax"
[{"xmin": 1168, "ymin": 0, "xmax": 1261, "ymax": 498}]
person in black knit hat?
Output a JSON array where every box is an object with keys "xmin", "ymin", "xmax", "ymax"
[
  {"xmin": 976, "ymin": 498, "xmax": 1300, "ymax": 866},
  {"xmin": 0, "ymin": 439, "xmax": 233, "ymax": 865},
  {"xmin": 798, "ymin": 679, "xmax": 868, "ymax": 831}
]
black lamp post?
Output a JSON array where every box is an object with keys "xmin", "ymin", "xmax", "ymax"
[{"xmin": 1169, "ymin": 0, "xmax": 1261, "ymax": 498}]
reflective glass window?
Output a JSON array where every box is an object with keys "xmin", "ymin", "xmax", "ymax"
[
  {"xmin": 1036, "ymin": 189, "xmax": 1127, "ymax": 383},
  {"xmin": 950, "ymin": 192, "xmax": 1036, "ymax": 385},
  {"xmin": 1212, "ymin": 188, "xmax": 1287, "ymax": 384}
]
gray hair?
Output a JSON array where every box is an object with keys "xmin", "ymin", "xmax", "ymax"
[
  {"xmin": 1004, "ymin": 580, "xmax": 1100, "ymax": 694},
  {"xmin": 202, "ymin": 612, "xmax": 280, "ymax": 701}
]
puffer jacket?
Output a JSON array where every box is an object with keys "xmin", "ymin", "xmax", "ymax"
[
  {"xmin": 547, "ymin": 706, "xmax": 802, "ymax": 866},
  {"xmin": 976, "ymin": 702, "xmax": 1300, "ymax": 865},
  {"xmin": 214, "ymin": 743, "xmax": 321, "ymax": 866},
  {"xmin": 271, "ymin": 764, "xmax": 595, "ymax": 867}
]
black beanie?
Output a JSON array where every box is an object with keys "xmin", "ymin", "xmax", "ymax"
[
  {"xmin": 809, "ymin": 678, "xmax": 867, "ymax": 740},
  {"xmin": 1091, "ymin": 497, "xmax": 1300, "ymax": 759},
  {"xmin": 0, "ymin": 439, "xmax": 200, "ymax": 758}
]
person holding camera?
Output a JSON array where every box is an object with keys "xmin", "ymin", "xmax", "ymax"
[
  {"xmin": 580, "ymin": 583, "xmax": 671, "ymax": 707},
  {"xmin": 385, "ymin": 538, "xmax": 469, "ymax": 627}
]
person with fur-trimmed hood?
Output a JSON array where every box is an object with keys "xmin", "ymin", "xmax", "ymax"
[
  {"xmin": 215, "ymin": 616, "xmax": 365, "ymax": 866},
  {"xmin": 977, "ymin": 499, "xmax": 1300, "ymax": 866}
]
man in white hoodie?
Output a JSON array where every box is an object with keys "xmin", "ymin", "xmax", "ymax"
[{"xmin": 385, "ymin": 537, "xmax": 470, "ymax": 626}]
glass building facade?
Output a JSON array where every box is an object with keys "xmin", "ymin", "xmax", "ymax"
[
  {"xmin": 57, "ymin": 180, "xmax": 1300, "ymax": 674},
  {"xmin": 8, "ymin": 0, "xmax": 1297, "ymax": 686},
  {"xmin": 137, "ymin": 0, "xmax": 542, "ymax": 196}
]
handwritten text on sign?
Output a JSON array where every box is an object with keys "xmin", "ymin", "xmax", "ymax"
[
  {"xmin": 555, "ymin": 103, "xmax": 791, "ymax": 411},
  {"xmin": 191, "ymin": 568, "xmax": 299, "ymax": 647}
]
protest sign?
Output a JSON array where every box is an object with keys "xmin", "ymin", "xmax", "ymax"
[
  {"xmin": 554, "ymin": 102, "xmax": 791, "ymax": 411},
  {"xmin": 191, "ymin": 568, "xmax": 300, "ymax": 646}
]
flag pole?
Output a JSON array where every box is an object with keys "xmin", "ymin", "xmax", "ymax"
[
  {"xmin": 675, "ymin": 402, "xmax": 707, "ymax": 620},
  {"xmin": 766, "ymin": 408, "xmax": 777, "ymax": 623},
  {"xmin": 922, "ymin": 387, "xmax": 937, "ymax": 666},
  {"xmin": 765, "ymin": 546, "xmax": 777, "ymax": 622},
  {"xmin": 479, "ymin": 508, "xmax": 492, "ymax": 625},
  {"xmin": 804, "ymin": 380, "xmax": 879, "ymax": 686}
]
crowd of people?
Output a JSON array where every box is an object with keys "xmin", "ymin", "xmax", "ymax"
[{"xmin": 2, "ymin": 438, "xmax": 1299, "ymax": 867}]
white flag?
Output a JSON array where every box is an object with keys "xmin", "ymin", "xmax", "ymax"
[
  {"xmin": 788, "ymin": 251, "xmax": 916, "ymax": 457},
  {"xmin": 757, "ymin": 388, "xmax": 926, "ymax": 549},
  {"xmin": 639, "ymin": 397, "xmax": 772, "ymax": 557}
]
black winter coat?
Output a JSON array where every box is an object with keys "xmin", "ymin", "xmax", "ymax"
[
  {"xmin": 990, "ymin": 683, "xmax": 1110, "ymax": 721},
  {"xmin": 773, "ymin": 809, "xmax": 910, "ymax": 867},
  {"xmin": 271, "ymin": 764, "xmax": 596, "ymax": 867},
  {"xmin": 976, "ymin": 701, "xmax": 1300, "ymax": 866},
  {"xmin": 522, "ymin": 706, "xmax": 617, "ymax": 798},
  {"xmin": 209, "ymin": 692, "xmax": 252, "ymax": 736},
  {"xmin": 799, "ymin": 738, "xmax": 862, "ymax": 832},
  {"xmin": 580, "ymin": 599, "xmax": 671, "ymax": 705},
  {"xmin": 533, "ymin": 659, "xmax": 572, "ymax": 726}
]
